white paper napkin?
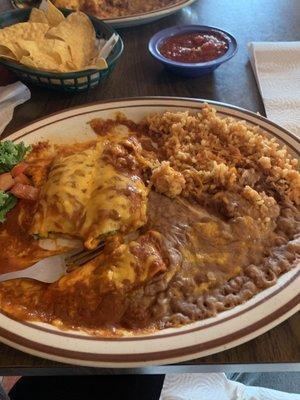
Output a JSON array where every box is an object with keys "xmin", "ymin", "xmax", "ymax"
[
  {"xmin": 248, "ymin": 42, "xmax": 300, "ymax": 137},
  {"xmin": 159, "ymin": 373, "xmax": 300, "ymax": 400},
  {"xmin": 0, "ymin": 82, "xmax": 31, "ymax": 135}
]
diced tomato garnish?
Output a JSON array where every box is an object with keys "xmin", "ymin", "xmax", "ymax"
[
  {"xmin": 10, "ymin": 183, "xmax": 39, "ymax": 201},
  {"xmin": 0, "ymin": 173, "xmax": 15, "ymax": 191},
  {"xmin": 11, "ymin": 162, "xmax": 28, "ymax": 177},
  {"xmin": 14, "ymin": 173, "xmax": 31, "ymax": 185}
]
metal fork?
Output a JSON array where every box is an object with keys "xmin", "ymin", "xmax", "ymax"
[{"xmin": 0, "ymin": 242, "xmax": 105, "ymax": 284}]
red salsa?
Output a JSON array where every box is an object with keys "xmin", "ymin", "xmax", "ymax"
[{"xmin": 159, "ymin": 31, "xmax": 228, "ymax": 63}]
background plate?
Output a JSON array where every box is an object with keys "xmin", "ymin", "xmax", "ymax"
[
  {"xmin": 104, "ymin": 0, "xmax": 198, "ymax": 28},
  {"xmin": 11, "ymin": 0, "xmax": 198, "ymax": 28},
  {"xmin": 1, "ymin": 97, "xmax": 299, "ymax": 367}
]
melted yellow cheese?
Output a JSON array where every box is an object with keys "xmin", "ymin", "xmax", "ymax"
[
  {"xmin": 30, "ymin": 135, "xmax": 148, "ymax": 249},
  {"xmin": 56, "ymin": 232, "xmax": 166, "ymax": 295},
  {"xmin": 31, "ymin": 142, "xmax": 101, "ymax": 237},
  {"xmin": 82, "ymin": 162, "xmax": 147, "ymax": 249}
]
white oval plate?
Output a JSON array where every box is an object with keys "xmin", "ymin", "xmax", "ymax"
[
  {"xmin": 99, "ymin": 0, "xmax": 197, "ymax": 28},
  {"xmin": 11, "ymin": 0, "xmax": 198, "ymax": 28},
  {"xmin": 1, "ymin": 97, "xmax": 299, "ymax": 367}
]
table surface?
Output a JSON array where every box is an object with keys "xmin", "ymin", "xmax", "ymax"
[{"xmin": 0, "ymin": 0, "xmax": 299, "ymax": 374}]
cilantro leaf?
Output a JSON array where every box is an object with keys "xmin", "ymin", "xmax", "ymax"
[
  {"xmin": 0, "ymin": 141, "xmax": 31, "ymax": 173},
  {"xmin": 0, "ymin": 191, "xmax": 17, "ymax": 223}
]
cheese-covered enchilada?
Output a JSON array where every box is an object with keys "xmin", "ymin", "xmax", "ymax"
[{"xmin": 30, "ymin": 134, "xmax": 148, "ymax": 249}]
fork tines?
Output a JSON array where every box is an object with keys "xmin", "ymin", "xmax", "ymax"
[{"xmin": 65, "ymin": 242, "xmax": 105, "ymax": 270}]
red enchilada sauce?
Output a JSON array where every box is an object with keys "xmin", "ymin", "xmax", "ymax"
[{"xmin": 159, "ymin": 32, "xmax": 228, "ymax": 63}]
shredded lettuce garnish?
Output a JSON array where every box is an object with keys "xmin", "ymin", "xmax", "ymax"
[
  {"xmin": 0, "ymin": 141, "xmax": 31, "ymax": 173},
  {"xmin": 0, "ymin": 191, "xmax": 17, "ymax": 223},
  {"xmin": 0, "ymin": 140, "xmax": 32, "ymax": 222}
]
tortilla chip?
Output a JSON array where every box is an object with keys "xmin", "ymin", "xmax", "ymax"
[
  {"xmin": 0, "ymin": 45, "xmax": 17, "ymax": 61},
  {"xmin": 16, "ymin": 38, "xmax": 72, "ymax": 71},
  {"xmin": 52, "ymin": 0, "xmax": 80, "ymax": 9},
  {"xmin": 0, "ymin": 3, "xmax": 106, "ymax": 73},
  {"xmin": 48, "ymin": 38, "xmax": 72, "ymax": 65},
  {"xmin": 20, "ymin": 55, "xmax": 63, "ymax": 72},
  {"xmin": 65, "ymin": 57, "xmax": 108, "ymax": 71},
  {"xmin": 29, "ymin": 8, "xmax": 49, "ymax": 24},
  {"xmin": 89, "ymin": 57, "xmax": 108, "ymax": 70},
  {"xmin": 46, "ymin": 11, "xmax": 96, "ymax": 68},
  {"xmin": 40, "ymin": 0, "xmax": 65, "ymax": 27},
  {"xmin": 0, "ymin": 39, "xmax": 26, "ymax": 60},
  {"xmin": 0, "ymin": 22, "xmax": 49, "ymax": 42}
]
